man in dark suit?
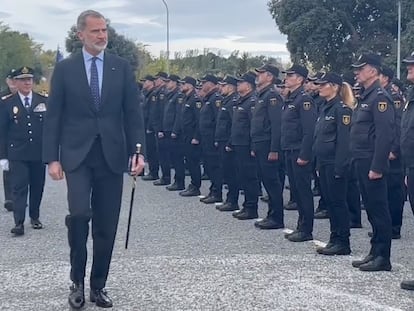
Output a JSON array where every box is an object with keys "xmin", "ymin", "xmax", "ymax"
[
  {"xmin": 0, "ymin": 66, "xmax": 47, "ymax": 235},
  {"xmin": 43, "ymin": 10, "xmax": 145, "ymax": 309}
]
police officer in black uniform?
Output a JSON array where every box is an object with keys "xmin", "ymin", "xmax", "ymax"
[
  {"xmin": 350, "ymin": 54, "xmax": 394, "ymax": 272},
  {"xmin": 0, "ymin": 67, "xmax": 47, "ymax": 236},
  {"xmin": 229, "ymin": 72, "xmax": 260, "ymax": 220},
  {"xmin": 215, "ymin": 76, "xmax": 240, "ymax": 211},
  {"xmin": 178, "ymin": 76, "xmax": 202, "ymax": 197},
  {"xmin": 0, "ymin": 69, "xmax": 17, "ymax": 212},
  {"xmin": 199, "ymin": 74, "xmax": 223, "ymax": 204},
  {"xmin": 379, "ymin": 66, "xmax": 405, "ymax": 239},
  {"xmin": 400, "ymin": 51, "xmax": 414, "ymax": 291},
  {"xmin": 312, "ymin": 72, "xmax": 353, "ymax": 255},
  {"xmin": 250, "ymin": 64, "xmax": 285, "ymax": 229},
  {"xmin": 282, "ymin": 65, "xmax": 317, "ymax": 242}
]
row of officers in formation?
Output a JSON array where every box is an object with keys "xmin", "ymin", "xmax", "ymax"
[{"xmin": 1, "ymin": 52, "xmax": 414, "ymax": 291}]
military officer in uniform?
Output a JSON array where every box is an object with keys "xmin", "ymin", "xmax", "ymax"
[
  {"xmin": 0, "ymin": 67, "xmax": 47, "ymax": 236},
  {"xmin": 251, "ymin": 64, "xmax": 285, "ymax": 229},
  {"xmin": 0, "ymin": 69, "xmax": 17, "ymax": 212},
  {"xmin": 350, "ymin": 54, "xmax": 394, "ymax": 272},
  {"xmin": 281, "ymin": 65, "xmax": 317, "ymax": 242}
]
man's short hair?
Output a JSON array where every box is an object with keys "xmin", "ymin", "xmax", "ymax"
[{"xmin": 77, "ymin": 10, "xmax": 106, "ymax": 32}]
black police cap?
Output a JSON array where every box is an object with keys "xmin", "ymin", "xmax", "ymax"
[
  {"xmin": 381, "ymin": 66, "xmax": 394, "ymax": 80},
  {"xmin": 155, "ymin": 71, "xmax": 168, "ymax": 79},
  {"xmin": 200, "ymin": 74, "xmax": 218, "ymax": 84},
  {"xmin": 218, "ymin": 75, "xmax": 238, "ymax": 87},
  {"xmin": 255, "ymin": 64, "xmax": 279, "ymax": 77},
  {"xmin": 235, "ymin": 72, "xmax": 256, "ymax": 87},
  {"xmin": 12, "ymin": 66, "xmax": 34, "ymax": 79},
  {"xmin": 164, "ymin": 74, "xmax": 181, "ymax": 82},
  {"xmin": 139, "ymin": 75, "xmax": 155, "ymax": 82},
  {"xmin": 178, "ymin": 76, "xmax": 197, "ymax": 87},
  {"xmin": 282, "ymin": 64, "xmax": 308, "ymax": 78},
  {"xmin": 351, "ymin": 53, "xmax": 381, "ymax": 68},
  {"xmin": 403, "ymin": 51, "xmax": 414, "ymax": 64},
  {"xmin": 314, "ymin": 72, "xmax": 343, "ymax": 86},
  {"xmin": 6, "ymin": 69, "xmax": 16, "ymax": 79},
  {"xmin": 307, "ymin": 72, "xmax": 324, "ymax": 82}
]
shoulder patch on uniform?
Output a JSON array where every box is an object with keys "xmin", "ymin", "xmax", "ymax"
[
  {"xmin": 378, "ymin": 101, "xmax": 388, "ymax": 112},
  {"xmin": 196, "ymin": 102, "xmax": 202, "ymax": 109},
  {"xmin": 342, "ymin": 115, "xmax": 351, "ymax": 125},
  {"xmin": 270, "ymin": 98, "xmax": 278, "ymax": 106},
  {"xmin": 394, "ymin": 101, "xmax": 401, "ymax": 109},
  {"xmin": 303, "ymin": 102, "xmax": 311, "ymax": 110}
]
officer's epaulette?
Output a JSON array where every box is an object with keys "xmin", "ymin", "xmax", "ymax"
[{"xmin": 1, "ymin": 93, "xmax": 13, "ymax": 101}]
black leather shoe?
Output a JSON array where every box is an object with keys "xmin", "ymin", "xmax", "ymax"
[
  {"xmin": 90, "ymin": 288, "xmax": 113, "ymax": 308},
  {"xmin": 4, "ymin": 200, "xmax": 13, "ymax": 212},
  {"xmin": 166, "ymin": 183, "xmax": 185, "ymax": 191},
  {"xmin": 141, "ymin": 174, "xmax": 158, "ymax": 181},
  {"xmin": 401, "ymin": 280, "xmax": 414, "ymax": 291},
  {"xmin": 232, "ymin": 209, "xmax": 258, "ymax": 220},
  {"xmin": 68, "ymin": 282, "xmax": 85, "ymax": 309},
  {"xmin": 352, "ymin": 254, "xmax": 374, "ymax": 268},
  {"xmin": 317, "ymin": 244, "xmax": 351, "ymax": 255},
  {"xmin": 201, "ymin": 196, "xmax": 222, "ymax": 204},
  {"xmin": 11, "ymin": 224, "xmax": 24, "ymax": 236},
  {"xmin": 284, "ymin": 201, "xmax": 298, "ymax": 210},
  {"xmin": 287, "ymin": 231, "xmax": 313, "ymax": 242},
  {"xmin": 179, "ymin": 186, "xmax": 200, "ymax": 197},
  {"xmin": 260, "ymin": 195, "xmax": 269, "ymax": 203},
  {"xmin": 153, "ymin": 178, "xmax": 170, "ymax": 186},
  {"xmin": 359, "ymin": 256, "xmax": 392, "ymax": 272},
  {"xmin": 284, "ymin": 230, "xmax": 298, "ymax": 238},
  {"xmin": 314, "ymin": 209, "xmax": 329, "ymax": 219},
  {"xmin": 31, "ymin": 219, "xmax": 43, "ymax": 229},
  {"xmin": 217, "ymin": 202, "xmax": 239, "ymax": 211},
  {"xmin": 254, "ymin": 218, "xmax": 284, "ymax": 230}
]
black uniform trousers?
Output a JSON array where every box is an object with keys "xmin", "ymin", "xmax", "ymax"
[
  {"xmin": 9, "ymin": 160, "xmax": 45, "ymax": 225},
  {"xmin": 253, "ymin": 141, "xmax": 284, "ymax": 224},
  {"xmin": 319, "ymin": 164, "xmax": 350, "ymax": 246},
  {"xmin": 201, "ymin": 134, "xmax": 222, "ymax": 198},
  {"xmin": 64, "ymin": 138, "xmax": 124, "ymax": 290},
  {"xmin": 145, "ymin": 132, "xmax": 159, "ymax": 178},
  {"xmin": 354, "ymin": 158, "xmax": 391, "ymax": 259},
  {"xmin": 217, "ymin": 142, "xmax": 239, "ymax": 205},
  {"xmin": 284, "ymin": 150, "xmax": 314, "ymax": 234},
  {"xmin": 234, "ymin": 145, "xmax": 258, "ymax": 211},
  {"xmin": 157, "ymin": 133, "xmax": 172, "ymax": 182},
  {"xmin": 387, "ymin": 159, "xmax": 404, "ymax": 235},
  {"xmin": 183, "ymin": 139, "xmax": 201, "ymax": 189},
  {"xmin": 170, "ymin": 137, "xmax": 185, "ymax": 187},
  {"xmin": 3, "ymin": 170, "xmax": 13, "ymax": 202},
  {"xmin": 346, "ymin": 162, "xmax": 362, "ymax": 226}
]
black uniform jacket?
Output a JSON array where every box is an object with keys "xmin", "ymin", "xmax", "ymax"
[
  {"xmin": 162, "ymin": 88, "xmax": 181, "ymax": 133},
  {"xmin": 215, "ymin": 92, "xmax": 239, "ymax": 143},
  {"xmin": 313, "ymin": 96, "xmax": 352, "ymax": 177},
  {"xmin": 199, "ymin": 90, "xmax": 222, "ymax": 137},
  {"xmin": 229, "ymin": 91, "xmax": 257, "ymax": 147},
  {"xmin": 0, "ymin": 92, "xmax": 47, "ymax": 161},
  {"xmin": 401, "ymin": 88, "xmax": 414, "ymax": 170},
  {"xmin": 350, "ymin": 80, "xmax": 394, "ymax": 174},
  {"xmin": 181, "ymin": 89, "xmax": 202, "ymax": 142}
]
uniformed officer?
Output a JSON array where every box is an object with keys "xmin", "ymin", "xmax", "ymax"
[
  {"xmin": 228, "ymin": 72, "xmax": 260, "ymax": 220},
  {"xmin": 250, "ymin": 64, "xmax": 285, "ymax": 229},
  {"xmin": 199, "ymin": 74, "xmax": 223, "ymax": 204},
  {"xmin": 400, "ymin": 51, "xmax": 414, "ymax": 291},
  {"xmin": 379, "ymin": 66, "xmax": 405, "ymax": 239},
  {"xmin": 0, "ymin": 69, "xmax": 17, "ymax": 212},
  {"xmin": 350, "ymin": 54, "xmax": 394, "ymax": 271},
  {"xmin": 178, "ymin": 76, "xmax": 202, "ymax": 197},
  {"xmin": 312, "ymin": 72, "xmax": 354, "ymax": 255},
  {"xmin": 215, "ymin": 76, "xmax": 240, "ymax": 211},
  {"xmin": 282, "ymin": 65, "xmax": 317, "ymax": 242},
  {"xmin": 0, "ymin": 67, "xmax": 47, "ymax": 236}
]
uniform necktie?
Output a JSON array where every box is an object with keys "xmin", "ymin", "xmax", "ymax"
[
  {"xmin": 90, "ymin": 57, "xmax": 100, "ymax": 110},
  {"xmin": 24, "ymin": 97, "xmax": 30, "ymax": 111}
]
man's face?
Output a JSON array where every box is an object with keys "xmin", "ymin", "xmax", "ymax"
[
  {"xmin": 14, "ymin": 77, "xmax": 33, "ymax": 95},
  {"xmin": 237, "ymin": 81, "xmax": 250, "ymax": 95},
  {"xmin": 78, "ymin": 16, "xmax": 108, "ymax": 55},
  {"xmin": 255, "ymin": 71, "xmax": 269, "ymax": 87},
  {"xmin": 407, "ymin": 64, "xmax": 414, "ymax": 83},
  {"xmin": 201, "ymin": 81, "xmax": 214, "ymax": 94},
  {"xmin": 166, "ymin": 80, "xmax": 177, "ymax": 90},
  {"xmin": 284, "ymin": 73, "xmax": 303, "ymax": 90},
  {"xmin": 5, "ymin": 77, "xmax": 17, "ymax": 93},
  {"xmin": 354, "ymin": 65, "xmax": 376, "ymax": 85}
]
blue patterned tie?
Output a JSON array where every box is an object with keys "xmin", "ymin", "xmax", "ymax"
[
  {"xmin": 24, "ymin": 97, "xmax": 30, "ymax": 111},
  {"xmin": 90, "ymin": 57, "xmax": 100, "ymax": 110}
]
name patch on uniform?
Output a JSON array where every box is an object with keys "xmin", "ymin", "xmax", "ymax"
[
  {"xmin": 270, "ymin": 98, "xmax": 278, "ymax": 106},
  {"xmin": 215, "ymin": 100, "xmax": 221, "ymax": 108},
  {"xmin": 288, "ymin": 104, "xmax": 295, "ymax": 109},
  {"xmin": 342, "ymin": 115, "xmax": 351, "ymax": 125},
  {"xmin": 196, "ymin": 102, "xmax": 202, "ymax": 109},
  {"xmin": 33, "ymin": 103, "xmax": 47, "ymax": 112},
  {"xmin": 325, "ymin": 116, "xmax": 335, "ymax": 121},
  {"xmin": 238, "ymin": 107, "xmax": 244, "ymax": 111},
  {"xmin": 303, "ymin": 102, "xmax": 311, "ymax": 110},
  {"xmin": 378, "ymin": 102, "xmax": 388, "ymax": 112},
  {"xmin": 394, "ymin": 101, "xmax": 401, "ymax": 109},
  {"xmin": 13, "ymin": 106, "xmax": 19, "ymax": 114},
  {"xmin": 361, "ymin": 103, "xmax": 369, "ymax": 108},
  {"xmin": 178, "ymin": 98, "xmax": 183, "ymax": 104}
]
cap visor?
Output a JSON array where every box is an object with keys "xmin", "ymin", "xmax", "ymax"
[
  {"xmin": 313, "ymin": 80, "xmax": 328, "ymax": 85},
  {"xmin": 351, "ymin": 62, "xmax": 367, "ymax": 68},
  {"xmin": 14, "ymin": 74, "xmax": 33, "ymax": 79},
  {"xmin": 281, "ymin": 70, "xmax": 295, "ymax": 74}
]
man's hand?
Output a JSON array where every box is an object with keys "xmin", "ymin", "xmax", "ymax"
[
  {"xmin": 297, "ymin": 158, "xmax": 309, "ymax": 166},
  {"xmin": 268, "ymin": 152, "xmax": 278, "ymax": 161},
  {"xmin": 130, "ymin": 154, "xmax": 145, "ymax": 176},
  {"xmin": 368, "ymin": 170, "xmax": 383, "ymax": 180},
  {"xmin": 0, "ymin": 159, "xmax": 9, "ymax": 171},
  {"xmin": 48, "ymin": 161, "xmax": 64, "ymax": 180},
  {"xmin": 191, "ymin": 138, "xmax": 199, "ymax": 145},
  {"xmin": 158, "ymin": 132, "xmax": 164, "ymax": 138},
  {"xmin": 389, "ymin": 152, "xmax": 397, "ymax": 160}
]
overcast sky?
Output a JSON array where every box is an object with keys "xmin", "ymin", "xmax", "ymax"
[{"xmin": 1, "ymin": 0, "xmax": 289, "ymax": 61}]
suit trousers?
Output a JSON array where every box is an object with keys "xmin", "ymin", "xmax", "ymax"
[
  {"xmin": 284, "ymin": 150, "xmax": 314, "ymax": 234},
  {"xmin": 354, "ymin": 158, "xmax": 391, "ymax": 259},
  {"xmin": 157, "ymin": 133, "xmax": 172, "ymax": 182},
  {"xmin": 9, "ymin": 160, "xmax": 45, "ymax": 225},
  {"xmin": 217, "ymin": 142, "xmax": 239, "ymax": 205},
  {"xmin": 65, "ymin": 138, "xmax": 123, "ymax": 290},
  {"xmin": 145, "ymin": 132, "xmax": 159, "ymax": 178}
]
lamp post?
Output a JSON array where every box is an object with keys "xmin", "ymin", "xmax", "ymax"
[
  {"xmin": 397, "ymin": 0, "xmax": 402, "ymax": 79},
  {"xmin": 161, "ymin": 0, "xmax": 170, "ymax": 73}
]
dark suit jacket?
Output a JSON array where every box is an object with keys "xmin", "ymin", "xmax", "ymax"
[
  {"xmin": 42, "ymin": 51, "xmax": 145, "ymax": 173},
  {"xmin": 0, "ymin": 92, "xmax": 47, "ymax": 161}
]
